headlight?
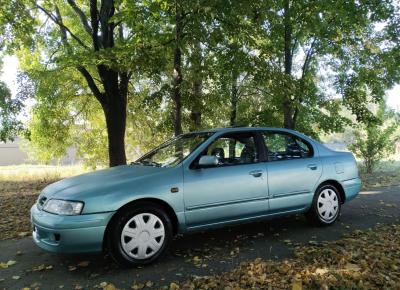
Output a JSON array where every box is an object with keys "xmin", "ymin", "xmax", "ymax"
[{"xmin": 43, "ymin": 199, "xmax": 84, "ymax": 215}]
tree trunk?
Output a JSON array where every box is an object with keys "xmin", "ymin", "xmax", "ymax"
[
  {"xmin": 282, "ymin": 0, "xmax": 295, "ymax": 129},
  {"xmin": 283, "ymin": 100, "xmax": 295, "ymax": 129},
  {"xmin": 284, "ymin": 0, "xmax": 292, "ymax": 76},
  {"xmin": 190, "ymin": 78, "xmax": 202, "ymax": 131},
  {"xmin": 230, "ymin": 72, "xmax": 238, "ymax": 126},
  {"xmin": 102, "ymin": 90, "xmax": 127, "ymax": 167},
  {"xmin": 172, "ymin": 6, "xmax": 183, "ymax": 136},
  {"xmin": 65, "ymin": 0, "xmax": 129, "ymax": 167},
  {"xmin": 365, "ymin": 158, "xmax": 374, "ymax": 174},
  {"xmin": 189, "ymin": 41, "xmax": 203, "ymax": 131}
]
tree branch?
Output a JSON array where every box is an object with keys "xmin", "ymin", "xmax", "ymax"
[
  {"xmin": 301, "ymin": 38, "xmax": 318, "ymax": 79},
  {"xmin": 54, "ymin": 5, "xmax": 68, "ymax": 46},
  {"xmin": 292, "ymin": 39, "xmax": 318, "ymax": 124},
  {"xmin": 99, "ymin": 0, "xmax": 115, "ymax": 49},
  {"xmin": 66, "ymin": 0, "xmax": 92, "ymax": 35},
  {"xmin": 77, "ymin": 66, "xmax": 105, "ymax": 105},
  {"xmin": 52, "ymin": 4, "xmax": 105, "ymax": 106},
  {"xmin": 89, "ymin": 0, "xmax": 100, "ymax": 50},
  {"xmin": 34, "ymin": 2, "xmax": 90, "ymax": 50}
]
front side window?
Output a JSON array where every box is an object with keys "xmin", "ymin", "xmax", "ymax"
[
  {"xmin": 134, "ymin": 132, "xmax": 212, "ymax": 167},
  {"xmin": 262, "ymin": 132, "xmax": 312, "ymax": 161},
  {"xmin": 197, "ymin": 132, "xmax": 258, "ymax": 166}
]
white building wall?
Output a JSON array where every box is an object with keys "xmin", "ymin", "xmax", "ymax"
[
  {"xmin": 0, "ymin": 138, "xmax": 78, "ymax": 166},
  {"xmin": 0, "ymin": 138, "xmax": 28, "ymax": 165}
]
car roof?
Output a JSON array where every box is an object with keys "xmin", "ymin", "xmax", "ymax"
[
  {"xmin": 189, "ymin": 126, "xmax": 316, "ymax": 144},
  {"xmin": 192, "ymin": 126, "xmax": 299, "ymax": 134}
]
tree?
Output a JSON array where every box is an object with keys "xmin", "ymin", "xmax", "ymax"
[
  {"xmin": 2, "ymin": 0, "xmax": 399, "ymax": 167},
  {"xmin": 349, "ymin": 103, "xmax": 399, "ymax": 173},
  {"xmin": 37, "ymin": 0, "xmax": 132, "ymax": 167},
  {"xmin": 0, "ymin": 80, "xmax": 24, "ymax": 142},
  {"xmin": 251, "ymin": 0, "xmax": 399, "ymax": 133},
  {"xmin": 3, "ymin": 0, "xmax": 169, "ymax": 166}
]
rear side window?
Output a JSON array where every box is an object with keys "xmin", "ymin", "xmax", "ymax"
[{"xmin": 262, "ymin": 132, "xmax": 313, "ymax": 161}]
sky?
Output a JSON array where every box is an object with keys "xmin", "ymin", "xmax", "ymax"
[{"xmin": 1, "ymin": 54, "xmax": 400, "ymax": 112}]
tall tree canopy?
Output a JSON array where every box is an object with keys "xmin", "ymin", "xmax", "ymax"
[{"xmin": 0, "ymin": 0, "xmax": 399, "ymax": 167}]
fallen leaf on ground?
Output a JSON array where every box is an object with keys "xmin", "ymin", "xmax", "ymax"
[
  {"xmin": 104, "ymin": 283, "xmax": 117, "ymax": 290},
  {"xmin": 145, "ymin": 281, "xmax": 154, "ymax": 287},
  {"xmin": 344, "ymin": 263, "xmax": 361, "ymax": 272},
  {"xmin": 292, "ymin": 277, "xmax": 302, "ymax": 290},
  {"xmin": 99, "ymin": 282, "xmax": 108, "ymax": 288},
  {"xmin": 77, "ymin": 261, "xmax": 90, "ymax": 267},
  {"xmin": 131, "ymin": 283, "xmax": 144, "ymax": 289},
  {"xmin": 6, "ymin": 260, "xmax": 16, "ymax": 266},
  {"xmin": 169, "ymin": 223, "xmax": 400, "ymax": 290},
  {"xmin": 18, "ymin": 232, "xmax": 30, "ymax": 237}
]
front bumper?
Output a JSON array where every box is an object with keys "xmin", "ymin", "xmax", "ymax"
[
  {"xmin": 31, "ymin": 205, "xmax": 115, "ymax": 253},
  {"xmin": 342, "ymin": 177, "xmax": 362, "ymax": 202}
]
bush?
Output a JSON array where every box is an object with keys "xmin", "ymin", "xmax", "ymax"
[{"xmin": 349, "ymin": 105, "xmax": 399, "ymax": 173}]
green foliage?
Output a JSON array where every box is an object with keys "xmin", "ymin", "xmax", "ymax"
[
  {"xmin": 0, "ymin": 0, "xmax": 399, "ymax": 166},
  {"xmin": 0, "ymin": 80, "xmax": 24, "ymax": 142},
  {"xmin": 349, "ymin": 104, "xmax": 399, "ymax": 173}
]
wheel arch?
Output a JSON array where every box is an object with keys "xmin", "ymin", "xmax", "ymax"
[
  {"xmin": 102, "ymin": 197, "xmax": 179, "ymax": 251},
  {"xmin": 317, "ymin": 179, "xmax": 346, "ymax": 203}
]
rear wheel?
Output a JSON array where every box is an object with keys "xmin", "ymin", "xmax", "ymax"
[
  {"xmin": 107, "ymin": 202, "xmax": 173, "ymax": 267},
  {"xmin": 306, "ymin": 184, "xmax": 341, "ymax": 226}
]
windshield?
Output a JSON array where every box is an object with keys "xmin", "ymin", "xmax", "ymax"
[{"xmin": 133, "ymin": 132, "xmax": 213, "ymax": 167}]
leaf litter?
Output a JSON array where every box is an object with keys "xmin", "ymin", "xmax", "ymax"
[{"xmin": 169, "ymin": 223, "xmax": 400, "ymax": 290}]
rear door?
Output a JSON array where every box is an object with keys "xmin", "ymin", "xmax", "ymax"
[{"xmin": 261, "ymin": 131, "xmax": 322, "ymax": 213}]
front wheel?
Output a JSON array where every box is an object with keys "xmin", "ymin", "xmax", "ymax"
[
  {"xmin": 306, "ymin": 184, "xmax": 341, "ymax": 226},
  {"xmin": 106, "ymin": 202, "xmax": 173, "ymax": 267}
]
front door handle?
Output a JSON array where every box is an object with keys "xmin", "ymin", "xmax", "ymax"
[
  {"xmin": 249, "ymin": 170, "xmax": 263, "ymax": 177},
  {"xmin": 307, "ymin": 164, "xmax": 318, "ymax": 170}
]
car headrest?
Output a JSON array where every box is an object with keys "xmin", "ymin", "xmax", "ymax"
[
  {"xmin": 240, "ymin": 144, "xmax": 255, "ymax": 163},
  {"xmin": 211, "ymin": 147, "xmax": 225, "ymax": 160}
]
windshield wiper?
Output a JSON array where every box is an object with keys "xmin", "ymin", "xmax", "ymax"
[{"xmin": 131, "ymin": 159, "xmax": 161, "ymax": 167}]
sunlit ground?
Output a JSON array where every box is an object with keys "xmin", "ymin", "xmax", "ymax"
[{"xmin": 0, "ymin": 164, "xmax": 87, "ymax": 182}]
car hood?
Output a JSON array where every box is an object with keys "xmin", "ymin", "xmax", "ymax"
[{"xmin": 41, "ymin": 165, "xmax": 169, "ymax": 200}]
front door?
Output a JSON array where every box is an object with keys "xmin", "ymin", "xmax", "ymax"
[
  {"xmin": 183, "ymin": 132, "xmax": 269, "ymax": 228},
  {"xmin": 261, "ymin": 131, "xmax": 322, "ymax": 213}
]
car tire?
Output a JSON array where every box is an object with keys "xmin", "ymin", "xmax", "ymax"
[
  {"xmin": 106, "ymin": 202, "xmax": 173, "ymax": 267},
  {"xmin": 306, "ymin": 184, "xmax": 341, "ymax": 226}
]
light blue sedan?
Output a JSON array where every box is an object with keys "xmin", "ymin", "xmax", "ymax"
[{"xmin": 31, "ymin": 127, "xmax": 361, "ymax": 266}]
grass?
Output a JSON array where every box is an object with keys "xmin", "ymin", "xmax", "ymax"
[
  {"xmin": 0, "ymin": 165, "xmax": 87, "ymax": 240},
  {"xmin": 359, "ymin": 160, "xmax": 400, "ymax": 190},
  {"xmin": 0, "ymin": 164, "xmax": 86, "ymax": 182},
  {"xmin": 0, "ymin": 165, "xmax": 87, "ymax": 197}
]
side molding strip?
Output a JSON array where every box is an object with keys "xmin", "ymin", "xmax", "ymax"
[
  {"xmin": 271, "ymin": 190, "xmax": 310, "ymax": 199},
  {"xmin": 186, "ymin": 196, "xmax": 269, "ymax": 211}
]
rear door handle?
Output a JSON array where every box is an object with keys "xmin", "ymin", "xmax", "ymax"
[
  {"xmin": 249, "ymin": 170, "xmax": 263, "ymax": 177},
  {"xmin": 307, "ymin": 164, "xmax": 318, "ymax": 170}
]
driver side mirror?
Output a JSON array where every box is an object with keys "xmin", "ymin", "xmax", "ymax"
[{"xmin": 198, "ymin": 155, "xmax": 219, "ymax": 168}]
